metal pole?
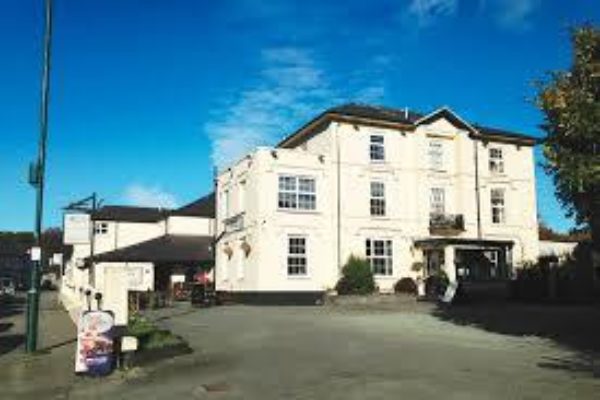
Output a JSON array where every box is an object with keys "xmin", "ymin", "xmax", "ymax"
[{"xmin": 26, "ymin": 0, "xmax": 53, "ymax": 352}]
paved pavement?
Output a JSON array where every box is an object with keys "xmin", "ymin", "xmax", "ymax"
[{"xmin": 2, "ymin": 295, "xmax": 600, "ymax": 399}]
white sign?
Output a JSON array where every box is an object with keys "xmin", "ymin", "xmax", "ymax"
[
  {"xmin": 64, "ymin": 213, "xmax": 91, "ymax": 244},
  {"xmin": 440, "ymin": 281, "xmax": 459, "ymax": 304},
  {"xmin": 30, "ymin": 247, "xmax": 41, "ymax": 261},
  {"xmin": 52, "ymin": 253, "xmax": 63, "ymax": 266},
  {"xmin": 125, "ymin": 263, "xmax": 154, "ymax": 291}
]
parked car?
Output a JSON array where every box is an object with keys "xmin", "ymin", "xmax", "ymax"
[{"xmin": 0, "ymin": 277, "xmax": 16, "ymax": 297}]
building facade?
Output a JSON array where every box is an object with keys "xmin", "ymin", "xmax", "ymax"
[
  {"xmin": 215, "ymin": 104, "xmax": 539, "ymax": 301},
  {"xmin": 61, "ymin": 194, "xmax": 214, "ymax": 324}
]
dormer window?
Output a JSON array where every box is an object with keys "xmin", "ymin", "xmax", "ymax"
[
  {"xmin": 370, "ymin": 135, "xmax": 385, "ymax": 162},
  {"xmin": 489, "ymin": 147, "xmax": 504, "ymax": 174}
]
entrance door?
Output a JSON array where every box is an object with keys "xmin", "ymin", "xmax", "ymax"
[{"xmin": 424, "ymin": 249, "xmax": 444, "ymax": 277}]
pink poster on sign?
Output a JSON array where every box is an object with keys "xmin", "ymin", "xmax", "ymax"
[{"xmin": 74, "ymin": 310, "xmax": 115, "ymax": 376}]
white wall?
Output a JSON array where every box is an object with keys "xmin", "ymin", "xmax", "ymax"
[
  {"xmin": 215, "ymin": 114, "xmax": 540, "ymax": 294},
  {"xmin": 167, "ymin": 216, "xmax": 214, "ymax": 236}
]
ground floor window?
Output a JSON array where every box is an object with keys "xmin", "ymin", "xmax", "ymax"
[
  {"xmin": 366, "ymin": 239, "xmax": 393, "ymax": 276},
  {"xmin": 287, "ymin": 236, "xmax": 307, "ymax": 276}
]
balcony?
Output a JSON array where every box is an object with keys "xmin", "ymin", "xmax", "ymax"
[{"xmin": 429, "ymin": 213, "xmax": 465, "ymax": 236}]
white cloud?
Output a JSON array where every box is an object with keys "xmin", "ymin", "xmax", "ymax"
[
  {"xmin": 123, "ymin": 184, "xmax": 178, "ymax": 209},
  {"xmin": 479, "ymin": 0, "xmax": 541, "ymax": 30},
  {"xmin": 205, "ymin": 47, "xmax": 334, "ymax": 168},
  {"xmin": 407, "ymin": 0, "xmax": 458, "ymax": 26},
  {"xmin": 355, "ymin": 85, "xmax": 386, "ymax": 103},
  {"xmin": 205, "ymin": 47, "xmax": 396, "ymax": 168},
  {"xmin": 494, "ymin": 0, "xmax": 540, "ymax": 30}
]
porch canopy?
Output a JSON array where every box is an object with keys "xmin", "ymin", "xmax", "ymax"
[
  {"xmin": 414, "ymin": 237, "xmax": 514, "ymax": 249},
  {"xmin": 414, "ymin": 237, "xmax": 514, "ymax": 282},
  {"xmin": 91, "ymin": 234, "xmax": 213, "ymax": 263}
]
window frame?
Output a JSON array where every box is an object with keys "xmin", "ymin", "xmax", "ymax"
[
  {"xmin": 491, "ymin": 188, "xmax": 506, "ymax": 224},
  {"xmin": 370, "ymin": 181, "xmax": 386, "ymax": 217},
  {"xmin": 287, "ymin": 236, "xmax": 308, "ymax": 276},
  {"xmin": 369, "ymin": 135, "xmax": 385, "ymax": 162},
  {"xmin": 489, "ymin": 147, "xmax": 504, "ymax": 174},
  {"xmin": 430, "ymin": 187, "xmax": 445, "ymax": 215},
  {"xmin": 428, "ymin": 140, "xmax": 444, "ymax": 170},
  {"xmin": 94, "ymin": 222, "xmax": 108, "ymax": 235},
  {"xmin": 366, "ymin": 239, "xmax": 393, "ymax": 276},
  {"xmin": 278, "ymin": 175, "xmax": 317, "ymax": 211}
]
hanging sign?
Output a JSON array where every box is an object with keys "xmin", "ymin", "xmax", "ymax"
[{"xmin": 74, "ymin": 310, "xmax": 115, "ymax": 376}]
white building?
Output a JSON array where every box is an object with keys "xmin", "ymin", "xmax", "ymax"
[
  {"xmin": 61, "ymin": 194, "xmax": 215, "ymax": 324},
  {"xmin": 215, "ymin": 104, "xmax": 539, "ymax": 303}
]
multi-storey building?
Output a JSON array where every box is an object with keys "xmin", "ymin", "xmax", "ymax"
[{"xmin": 215, "ymin": 104, "xmax": 539, "ymax": 302}]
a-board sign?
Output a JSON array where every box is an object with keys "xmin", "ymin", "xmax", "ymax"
[
  {"xmin": 440, "ymin": 281, "xmax": 459, "ymax": 304},
  {"xmin": 64, "ymin": 213, "xmax": 91, "ymax": 245},
  {"xmin": 74, "ymin": 310, "xmax": 115, "ymax": 376}
]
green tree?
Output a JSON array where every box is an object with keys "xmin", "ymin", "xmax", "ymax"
[{"xmin": 537, "ymin": 26, "xmax": 600, "ymax": 259}]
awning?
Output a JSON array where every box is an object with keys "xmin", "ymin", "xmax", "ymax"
[{"xmin": 90, "ymin": 235, "xmax": 213, "ymax": 263}]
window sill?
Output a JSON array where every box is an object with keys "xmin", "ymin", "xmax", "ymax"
[
  {"xmin": 278, "ymin": 208, "xmax": 320, "ymax": 215},
  {"xmin": 373, "ymin": 275, "xmax": 395, "ymax": 279},
  {"xmin": 371, "ymin": 215, "xmax": 389, "ymax": 219},
  {"xmin": 287, "ymin": 275, "xmax": 311, "ymax": 280}
]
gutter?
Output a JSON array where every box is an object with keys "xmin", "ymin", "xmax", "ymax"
[{"xmin": 336, "ymin": 122, "xmax": 342, "ymax": 272}]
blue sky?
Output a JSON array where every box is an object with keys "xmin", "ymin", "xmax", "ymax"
[{"xmin": 1, "ymin": 0, "xmax": 598, "ymax": 232}]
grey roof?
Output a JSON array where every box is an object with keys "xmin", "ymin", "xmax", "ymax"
[
  {"xmin": 172, "ymin": 193, "xmax": 215, "ymax": 218},
  {"xmin": 91, "ymin": 234, "xmax": 213, "ymax": 263},
  {"xmin": 279, "ymin": 103, "xmax": 537, "ymax": 147},
  {"xmin": 92, "ymin": 206, "xmax": 168, "ymax": 223},
  {"xmin": 328, "ymin": 103, "xmax": 424, "ymax": 125}
]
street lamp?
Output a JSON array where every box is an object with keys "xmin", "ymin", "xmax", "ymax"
[{"xmin": 26, "ymin": 0, "xmax": 53, "ymax": 352}]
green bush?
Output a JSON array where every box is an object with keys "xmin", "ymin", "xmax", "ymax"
[
  {"xmin": 394, "ymin": 277, "xmax": 417, "ymax": 295},
  {"xmin": 335, "ymin": 256, "xmax": 376, "ymax": 295},
  {"xmin": 127, "ymin": 314, "xmax": 182, "ymax": 350}
]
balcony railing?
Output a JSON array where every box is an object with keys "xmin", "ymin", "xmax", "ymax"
[{"xmin": 429, "ymin": 213, "xmax": 465, "ymax": 235}]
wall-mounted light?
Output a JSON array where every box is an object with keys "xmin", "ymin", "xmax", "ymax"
[
  {"xmin": 270, "ymin": 150, "xmax": 278, "ymax": 159},
  {"xmin": 241, "ymin": 241, "xmax": 252, "ymax": 257},
  {"xmin": 223, "ymin": 244, "xmax": 233, "ymax": 260},
  {"xmin": 318, "ymin": 155, "xmax": 325, "ymax": 163}
]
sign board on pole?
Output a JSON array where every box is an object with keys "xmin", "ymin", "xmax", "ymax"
[
  {"xmin": 64, "ymin": 213, "xmax": 91, "ymax": 245},
  {"xmin": 52, "ymin": 253, "xmax": 63, "ymax": 266},
  {"xmin": 74, "ymin": 310, "xmax": 115, "ymax": 376},
  {"xmin": 30, "ymin": 247, "xmax": 41, "ymax": 261}
]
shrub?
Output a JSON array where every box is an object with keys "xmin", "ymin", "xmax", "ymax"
[
  {"xmin": 127, "ymin": 314, "xmax": 182, "ymax": 350},
  {"xmin": 335, "ymin": 255, "xmax": 376, "ymax": 295},
  {"xmin": 394, "ymin": 277, "xmax": 417, "ymax": 295}
]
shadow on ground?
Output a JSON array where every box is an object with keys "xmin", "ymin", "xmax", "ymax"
[
  {"xmin": 0, "ymin": 296, "xmax": 25, "ymax": 318},
  {"xmin": 0, "ymin": 296, "xmax": 26, "ymax": 355},
  {"xmin": 433, "ymin": 300, "xmax": 600, "ymax": 377}
]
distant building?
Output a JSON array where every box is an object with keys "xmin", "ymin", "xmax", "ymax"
[
  {"xmin": 215, "ymin": 104, "xmax": 540, "ymax": 303},
  {"xmin": 0, "ymin": 232, "xmax": 33, "ymax": 288},
  {"xmin": 60, "ymin": 194, "xmax": 215, "ymax": 324}
]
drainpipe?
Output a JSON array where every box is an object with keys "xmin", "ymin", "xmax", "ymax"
[
  {"xmin": 336, "ymin": 122, "xmax": 342, "ymax": 273},
  {"xmin": 474, "ymin": 138, "xmax": 482, "ymax": 239},
  {"xmin": 212, "ymin": 166, "xmax": 218, "ymax": 287}
]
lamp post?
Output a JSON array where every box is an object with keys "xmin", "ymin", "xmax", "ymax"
[{"xmin": 26, "ymin": 0, "xmax": 53, "ymax": 352}]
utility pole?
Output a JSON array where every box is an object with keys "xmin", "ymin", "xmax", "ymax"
[{"xmin": 26, "ymin": 0, "xmax": 53, "ymax": 352}]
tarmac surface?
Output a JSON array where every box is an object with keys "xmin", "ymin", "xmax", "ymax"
[{"xmin": 1, "ymin": 293, "xmax": 600, "ymax": 399}]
